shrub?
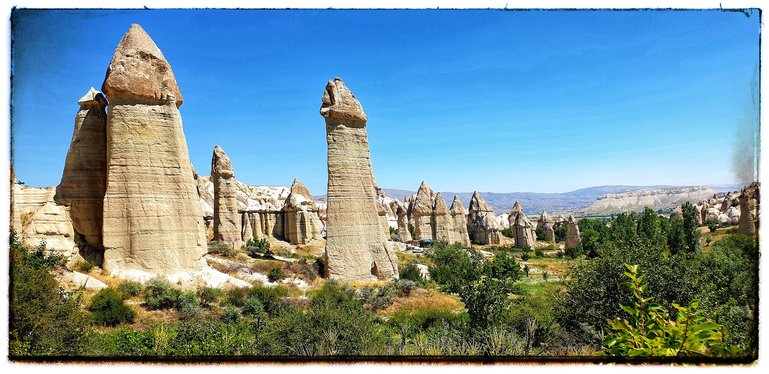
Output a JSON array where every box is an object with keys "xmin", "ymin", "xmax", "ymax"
[
  {"xmin": 221, "ymin": 306, "xmax": 242, "ymax": 324},
  {"xmin": 76, "ymin": 260, "xmax": 95, "ymax": 273},
  {"xmin": 116, "ymin": 280, "xmax": 142, "ymax": 298},
  {"xmin": 427, "ymin": 242, "xmax": 483, "ymax": 294},
  {"xmin": 198, "ymin": 286, "xmax": 223, "ymax": 307},
  {"xmin": 501, "ymin": 227, "xmax": 514, "ymax": 238},
  {"xmin": 143, "ymin": 277, "xmax": 181, "ymax": 310},
  {"xmin": 267, "ymin": 267, "xmax": 284, "ymax": 283},
  {"xmin": 244, "ymin": 238, "xmax": 270, "ymax": 257},
  {"xmin": 554, "ymin": 225, "xmax": 568, "ymax": 242},
  {"xmin": 208, "ymin": 241, "xmax": 236, "ymax": 257},
  {"xmin": 226, "ymin": 285, "xmax": 289, "ymax": 315},
  {"xmin": 394, "ymin": 279, "xmax": 417, "ymax": 296},
  {"xmin": 89, "ymin": 288, "xmax": 136, "ymax": 327},
  {"xmin": 564, "ymin": 244, "xmax": 583, "ymax": 259},
  {"xmin": 535, "ymin": 249, "xmax": 545, "ymax": 258},
  {"xmin": 176, "ymin": 291, "xmax": 202, "ymax": 318},
  {"xmin": 359, "ymin": 284, "xmax": 397, "ymax": 311},
  {"xmin": 708, "ymin": 223, "xmax": 718, "ymax": 233},
  {"xmin": 399, "ymin": 261, "xmax": 426, "ymax": 285},
  {"xmin": 521, "ymin": 252, "xmax": 530, "ymax": 261},
  {"xmin": 9, "ymin": 233, "xmax": 91, "ymax": 356}
]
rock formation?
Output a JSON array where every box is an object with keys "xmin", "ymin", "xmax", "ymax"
[
  {"xmin": 392, "ymin": 200, "xmax": 413, "ymax": 242},
  {"xmin": 738, "ymin": 187, "xmax": 756, "ymax": 236},
  {"xmin": 211, "ymin": 145, "xmax": 242, "ymax": 247},
  {"xmin": 320, "ymin": 77, "xmax": 398, "ymax": 280},
  {"xmin": 432, "ymin": 193, "xmax": 452, "ymax": 242},
  {"xmin": 449, "ymin": 195, "xmax": 472, "ymax": 247},
  {"xmin": 468, "ymin": 191, "xmax": 502, "ymax": 245},
  {"xmin": 536, "ymin": 211, "xmax": 556, "ymax": 242},
  {"xmin": 508, "ymin": 201, "xmax": 536, "ymax": 248},
  {"xmin": 282, "ymin": 191, "xmax": 323, "ymax": 245},
  {"xmin": 54, "ymin": 87, "xmax": 108, "ymax": 251},
  {"xmin": 101, "ymin": 24, "xmax": 206, "ymax": 276},
  {"xmin": 410, "ymin": 181, "xmax": 436, "ymax": 241},
  {"xmin": 21, "ymin": 201, "xmax": 78, "ymax": 260},
  {"xmin": 290, "ymin": 178, "xmax": 314, "ymax": 200},
  {"xmin": 565, "ymin": 215, "xmax": 582, "ymax": 250}
]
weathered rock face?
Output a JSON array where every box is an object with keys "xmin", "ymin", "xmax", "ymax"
[
  {"xmin": 282, "ymin": 192, "xmax": 323, "ymax": 245},
  {"xmin": 101, "ymin": 24, "xmax": 206, "ymax": 276},
  {"xmin": 536, "ymin": 211, "xmax": 556, "ymax": 242},
  {"xmin": 211, "ymin": 145, "xmax": 242, "ymax": 247},
  {"xmin": 468, "ymin": 191, "xmax": 502, "ymax": 245},
  {"xmin": 738, "ymin": 187, "xmax": 757, "ymax": 236},
  {"xmin": 432, "ymin": 193, "xmax": 452, "ymax": 242},
  {"xmin": 669, "ymin": 206, "xmax": 683, "ymax": 221},
  {"xmin": 393, "ymin": 200, "xmax": 413, "ymax": 242},
  {"xmin": 54, "ymin": 87, "xmax": 108, "ymax": 250},
  {"xmin": 321, "ymin": 77, "xmax": 398, "ymax": 281},
  {"xmin": 508, "ymin": 202, "xmax": 535, "ymax": 248},
  {"xmin": 102, "ymin": 24, "xmax": 183, "ymax": 107},
  {"xmin": 565, "ymin": 215, "xmax": 582, "ymax": 250},
  {"xmin": 21, "ymin": 201, "xmax": 78, "ymax": 260},
  {"xmin": 449, "ymin": 195, "xmax": 472, "ymax": 247},
  {"xmin": 290, "ymin": 178, "xmax": 314, "ymax": 200},
  {"xmin": 410, "ymin": 181, "xmax": 436, "ymax": 241}
]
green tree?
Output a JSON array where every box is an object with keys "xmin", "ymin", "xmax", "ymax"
[
  {"xmin": 89, "ymin": 288, "xmax": 136, "ymax": 326},
  {"xmin": 602, "ymin": 264, "xmax": 739, "ymax": 357},
  {"xmin": 9, "ymin": 231, "xmax": 93, "ymax": 356},
  {"xmin": 682, "ymin": 202, "xmax": 699, "ymax": 253}
]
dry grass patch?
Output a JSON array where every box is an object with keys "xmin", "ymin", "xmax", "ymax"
[{"xmin": 380, "ymin": 288, "xmax": 464, "ymax": 316}]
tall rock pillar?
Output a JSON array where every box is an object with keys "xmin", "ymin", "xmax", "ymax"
[
  {"xmin": 468, "ymin": 191, "xmax": 502, "ymax": 245},
  {"xmin": 54, "ymin": 87, "xmax": 108, "ymax": 252},
  {"xmin": 410, "ymin": 181, "xmax": 436, "ymax": 241},
  {"xmin": 211, "ymin": 145, "xmax": 242, "ymax": 247},
  {"xmin": 320, "ymin": 78, "xmax": 398, "ymax": 281},
  {"xmin": 101, "ymin": 24, "xmax": 206, "ymax": 276},
  {"xmin": 449, "ymin": 195, "xmax": 472, "ymax": 247},
  {"xmin": 432, "ymin": 193, "xmax": 452, "ymax": 242},
  {"xmin": 565, "ymin": 215, "xmax": 582, "ymax": 250},
  {"xmin": 738, "ymin": 187, "xmax": 757, "ymax": 236}
]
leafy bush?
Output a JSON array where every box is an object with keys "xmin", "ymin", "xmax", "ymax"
[
  {"xmin": 554, "ymin": 225, "xmax": 568, "ymax": 242},
  {"xmin": 564, "ymin": 244, "xmax": 583, "ymax": 259},
  {"xmin": 76, "ymin": 260, "xmax": 95, "ymax": 273},
  {"xmin": 208, "ymin": 241, "xmax": 236, "ymax": 257},
  {"xmin": 394, "ymin": 279, "xmax": 417, "ymax": 296},
  {"xmin": 427, "ymin": 242, "xmax": 483, "ymax": 294},
  {"xmin": 243, "ymin": 296, "xmax": 266, "ymax": 319},
  {"xmin": 143, "ymin": 277, "xmax": 182, "ymax": 310},
  {"xmin": 9, "ymin": 232, "xmax": 92, "ymax": 356},
  {"xmin": 225, "ymin": 285, "xmax": 289, "ymax": 316},
  {"xmin": 535, "ymin": 249, "xmax": 544, "ymax": 258},
  {"xmin": 521, "ymin": 252, "xmax": 530, "ymax": 261},
  {"xmin": 243, "ymin": 238, "xmax": 271, "ymax": 257},
  {"xmin": 708, "ymin": 223, "xmax": 718, "ymax": 233},
  {"xmin": 602, "ymin": 264, "xmax": 739, "ymax": 357},
  {"xmin": 198, "ymin": 286, "xmax": 223, "ymax": 307},
  {"xmin": 399, "ymin": 260, "xmax": 426, "ymax": 285},
  {"xmin": 221, "ymin": 306, "xmax": 242, "ymax": 324},
  {"xmin": 116, "ymin": 280, "xmax": 142, "ymax": 298},
  {"xmin": 501, "ymin": 227, "xmax": 513, "ymax": 238},
  {"xmin": 89, "ymin": 288, "xmax": 136, "ymax": 327},
  {"xmin": 267, "ymin": 267, "xmax": 284, "ymax": 283},
  {"xmin": 359, "ymin": 284, "xmax": 397, "ymax": 311},
  {"xmin": 176, "ymin": 291, "xmax": 202, "ymax": 318}
]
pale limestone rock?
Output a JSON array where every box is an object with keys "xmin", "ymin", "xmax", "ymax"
[
  {"xmin": 54, "ymin": 87, "xmax": 108, "ymax": 250},
  {"xmin": 101, "ymin": 24, "xmax": 206, "ymax": 276},
  {"xmin": 102, "ymin": 24, "xmax": 183, "ymax": 107},
  {"xmin": 468, "ymin": 191, "xmax": 502, "ymax": 245},
  {"xmin": 669, "ymin": 206, "xmax": 683, "ymax": 221},
  {"xmin": 57, "ymin": 270, "xmax": 108, "ymax": 290},
  {"xmin": 508, "ymin": 202, "xmax": 535, "ymax": 248},
  {"xmin": 727, "ymin": 206, "xmax": 741, "ymax": 225},
  {"xmin": 22, "ymin": 201, "xmax": 78, "ymax": 259},
  {"xmin": 449, "ymin": 195, "xmax": 472, "ymax": 247},
  {"xmin": 321, "ymin": 77, "xmax": 398, "ymax": 280},
  {"xmin": 290, "ymin": 179, "xmax": 314, "ymax": 200},
  {"xmin": 282, "ymin": 192, "xmax": 322, "ymax": 245},
  {"xmin": 432, "ymin": 193, "xmax": 452, "ymax": 242},
  {"xmin": 241, "ymin": 212, "xmax": 254, "ymax": 242},
  {"xmin": 738, "ymin": 187, "xmax": 756, "ymax": 235},
  {"xmin": 410, "ymin": 181, "xmax": 436, "ymax": 241},
  {"xmin": 393, "ymin": 200, "xmax": 413, "ymax": 242},
  {"xmin": 705, "ymin": 208, "xmax": 721, "ymax": 224},
  {"xmin": 565, "ymin": 215, "xmax": 581, "ymax": 250},
  {"xmin": 536, "ymin": 211, "xmax": 556, "ymax": 242},
  {"xmin": 211, "ymin": 145, "xmax": 242, "ymax": 247}
]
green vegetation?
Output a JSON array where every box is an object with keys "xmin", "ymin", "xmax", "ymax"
[
  {"xmin": 243, "ymin": 238, "xmax": 271, "ymax": 257},
  {"xmin": 88, "ymin": 288, "xmax": 136, "ymax": 327},
  {"xmin": 208, "ymin": 241, "xmax": 236, "ymax": 257},
  {"xmin": 8, "ymin": 205, "xmax": 758, "ymax": 361},
  {"xmin": 602, "ymin": 265, "xmax": 738, "ymax": 357}
]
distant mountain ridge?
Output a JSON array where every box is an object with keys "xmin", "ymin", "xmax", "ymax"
[{"xmin": 377, "ymin": 184, "xmax": 743, "ymax": 215}]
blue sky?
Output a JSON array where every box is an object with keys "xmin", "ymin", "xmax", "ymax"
[{"xmin": 10, "ymin": 9, "xmax": 760, "ymax": 194}]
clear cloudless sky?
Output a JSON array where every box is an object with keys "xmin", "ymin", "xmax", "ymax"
[{"xmin": 10, "ymin": 9, "xmax": 760, "ymax": 194}]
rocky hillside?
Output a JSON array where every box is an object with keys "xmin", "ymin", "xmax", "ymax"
[
  {"xmin": 381, "ymin": 185, "xmax": 739, "ymax": 215},
  {"xmin": 578, "ymin": 186, "xmax": 717, "ymax": 216}
]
